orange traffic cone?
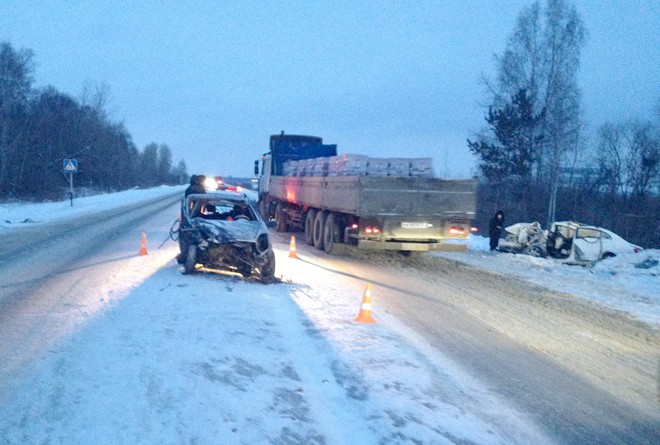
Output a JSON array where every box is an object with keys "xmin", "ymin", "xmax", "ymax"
[
  {"xmin": 138, "ymin": 232, "xmax": 149, "ymax": 255},
  {"xmin": 288, "ymin": 235, "xmax": 298, "ymax": 258},
  {"xmin": 354, "ymin": 283, "xmax": 376, "ymax": 324}
]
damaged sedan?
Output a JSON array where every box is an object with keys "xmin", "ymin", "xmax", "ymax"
[
  {"xmin": 177, "ymin": 191, "xmax": 277, "ymax": 282},
  {"xmin": 498, "ymin": 220, "xmax": 643, "ymax": 265}
]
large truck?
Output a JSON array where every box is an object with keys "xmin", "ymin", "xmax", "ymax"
[{"xmin": 255, "ymin": 133, "xmax": 477, "ymax": 254}]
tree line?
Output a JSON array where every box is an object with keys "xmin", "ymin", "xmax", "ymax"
[
  {"xmin": 469, "ymin": 0, "xmax": 660, "ymax": 248},
  {"xmin": 0, "ymin": 41, "xmax": 188, "ymax": 201}
]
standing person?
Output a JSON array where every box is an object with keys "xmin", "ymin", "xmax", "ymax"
[
  {"xmin": 489, "ymin": 210, "xmax": 504, "ymax": 251},
  {"xmin": 185, "ymin": 175, "xmax": 206, "ymax": 197}
]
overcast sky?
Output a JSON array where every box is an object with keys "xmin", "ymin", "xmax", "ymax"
[{"xmin": 2, "ymin": 1, "xmax": 658, "ymax": 178}]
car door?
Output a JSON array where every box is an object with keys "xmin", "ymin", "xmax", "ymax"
[{"xmin": 572, "ymin": 228, "xmax": 603, "ymax": 262}]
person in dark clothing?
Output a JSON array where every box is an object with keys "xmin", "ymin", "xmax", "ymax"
[
  {"xmin": 489, "ymin": 210, "xmax": 504, "ymax": 251},
  {"xmin": 185, "ymin": 175, "xmax": 207, "ymax": 197}
]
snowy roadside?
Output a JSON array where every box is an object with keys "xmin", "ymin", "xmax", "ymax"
[
  {"xmin": 437, "ymin": 236, "xmax": 660, "ymax": 326},
  {"xmin": 0, "ymin": 186, "xmax": 187, "ymax": 229}
]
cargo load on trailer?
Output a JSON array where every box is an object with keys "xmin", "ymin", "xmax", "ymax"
[{"xmin": 255, "ymin": 133, "xmax": 477, "ymax": 254}]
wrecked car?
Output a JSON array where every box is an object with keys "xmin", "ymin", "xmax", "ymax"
[
  {"xmin": 498, "ymin": 222, "xmax": 547, "ymax": 257},
  {"xmin": 546, "ymin": 221, "xmax": 642, "ymax": 265},
  {"xmin": 177, "ymin": 191, "xmax": 277, "ymax": 282}
]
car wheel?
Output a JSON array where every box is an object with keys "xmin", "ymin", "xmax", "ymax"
[
  {"xmin": 313, "ymin": 211, "xmax": 326, "ymax": 250},
  {"xmin": 177, "ymin": 245, "xmax": 186, "ymax": 264},
  {"xmin": 601, "ymin": 252, "xmax": 616, "ymax": 260},
  {"xmin": 177, "ymin": 236, "xmax": 187, "ymax": 264},
  {"xmin": 183, "ymin": 245, "xmax": 197, "ymax": 275},
  {"xmin": 275, "ymin": 203, "xmax": 288, "ymax": 232},
  {"xmin": 528, "ymin": 244, "xmax": 546, "ymax": 258},
  {"xmin": 304, "ymin": 209, "xmax": 317, "ymax": 245},
  {"xmin": 323, "ymin": 213, "xmax": 339, "ymax": 254},
  {"xmin": 259, "ymin": 250, "xmax": 276, "ymax": 284}
]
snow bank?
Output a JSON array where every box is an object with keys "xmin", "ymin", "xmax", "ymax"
[
  {"xmin": 0, "ymin": 186, "xmax": 186, "ymax": 228},
  {"xmin": 436, "ymin": 235, "xmax": 660, "ymax": 326}
]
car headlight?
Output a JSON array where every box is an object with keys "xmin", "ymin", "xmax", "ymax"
[{"xmin": 255, "ymin": 234, "xmax": 269, "ymax": 253}]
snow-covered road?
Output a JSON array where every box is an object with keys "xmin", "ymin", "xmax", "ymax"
[{"xmin": 0, "ymin": 188, "xmax": 658, "ymax": 444}]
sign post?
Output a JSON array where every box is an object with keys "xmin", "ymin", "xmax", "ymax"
[{"xmin": 63, "ymin": 159, "xmax": 78, "ymax": 206}]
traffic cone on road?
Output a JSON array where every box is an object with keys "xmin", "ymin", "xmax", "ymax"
[
  {"xmin": 138, "ymin": 232, "xmax": 149, "ymax": 255},
  {"xmin": 288, "ymin": 235, "xmax": 298, "ymax": 259},
  {"xmin": 354, "ymin": 283, "xmax": 376, "ymax": 324}
]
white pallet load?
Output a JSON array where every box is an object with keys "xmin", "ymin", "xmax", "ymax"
[
  {"xmin": 365, "ymin": 157, "xmax": 389, "ymax": 176},
  {"xmin": 330, "ymin": 154, "xmax": 367, "ymax": 176},
  {"xmin": 295, "ymin": 158, "xmax": 308, "ymax": 176},
  {"xmin": 302, "ymin": 158, "xmax": 317, "ymax": 177},
  {"xmin": 283, "ymin": 160, "xmax": 297, "ymax": 176},
  {"xmin": 295, "ymin": 159, "xmax": 306, "ymax": 176},
  {"xmin": 327, "ymin": 155, "xmax": 339, "ymax": 176},
  {"xmin": 409, "ymin": 158, "xmax": 434, "ymax": 177},
  {"xmin": 311, "ymin": 157, "xmax": 329, "ymax": 176},
  {"xmin": 387, "ymin": 158, "xmax": 411, "ymax": 176}
]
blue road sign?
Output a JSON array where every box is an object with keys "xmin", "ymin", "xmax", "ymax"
[{"xmin": 63, "ymin": 159, "xmax": 78, "ymax": 173}]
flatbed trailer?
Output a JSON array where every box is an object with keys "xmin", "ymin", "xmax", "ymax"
[{"xmin": 257, "ymin": 134, "xmax": 477, "ymax": 254}]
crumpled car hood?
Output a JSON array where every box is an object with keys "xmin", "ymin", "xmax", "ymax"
[{"xmin": 193, "ymin": 218, "xmax": 266, "ymax": 243}]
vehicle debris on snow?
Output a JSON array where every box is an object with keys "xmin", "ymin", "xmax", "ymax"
[{"xmin": 497, "ymin": 221, "xmax": 642, "ymax": 265}]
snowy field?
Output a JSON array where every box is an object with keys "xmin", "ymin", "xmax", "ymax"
[{"xmin": 438, "ymin": 237, "xmax": 660, "ymax": 326}]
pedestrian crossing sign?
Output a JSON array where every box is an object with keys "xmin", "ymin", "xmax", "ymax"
[{"xmin": 63, "ymin": 159, "xmax": 78, "ymax": 173}]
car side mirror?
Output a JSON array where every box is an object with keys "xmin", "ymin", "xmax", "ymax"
[
  {"xmin": 265, "ymin": 220, "xmax": 277, "ymax": 228},
  {"xmin": 254, "ymin": 160, "xmax": 259, "ymax": 176}
]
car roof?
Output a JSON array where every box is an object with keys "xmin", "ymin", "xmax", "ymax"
[
  {"xmin": 187, "ymin": 191, "xmax": 248, "ymax": 202},
  {"xmin": 555, "ymin": 221, "xmax": 596, "ymax": 229},
  {"xmin": 554, "ymin": 221, "xmax": 622, "ymax": 237}
]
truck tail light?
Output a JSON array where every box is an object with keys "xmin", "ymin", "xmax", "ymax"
[
  {"xmin": 351, "ymin": 223, "xmax": 359, "ymax": 230},
  {"xmin": 449, "ymin": 226, "xmax": 466, "ymax": 235},
  {"xmin": 470, "ymin": 226, "xmax": 478, "ymax": 233}
]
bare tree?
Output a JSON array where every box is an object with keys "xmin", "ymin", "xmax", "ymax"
[
  {"xmin": 624, "ymin": 121, "xmax": 659, "ymax": 198},
  {"xmin": 596, "ymin": 123, "xmax": 625, "ymax": 197},
  {"xmin": 479, "ymin": 0, "xmax": 586, "ymax": 226}
]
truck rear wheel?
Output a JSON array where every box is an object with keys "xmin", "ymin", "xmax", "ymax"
[
  {"xmin": 275, "ymin": 203, "xmax": 288, "ymax": 232},
  {"xmin": 313, "ymin": 211, "xmax": 326, "ymax": 250},
  {"xmin": 323, "ymin": 213, "xmax": 340, "ymax": 254},
  {"xmin": 305, "ymin": 209, "xmax": 317, "ymax": 245}
]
